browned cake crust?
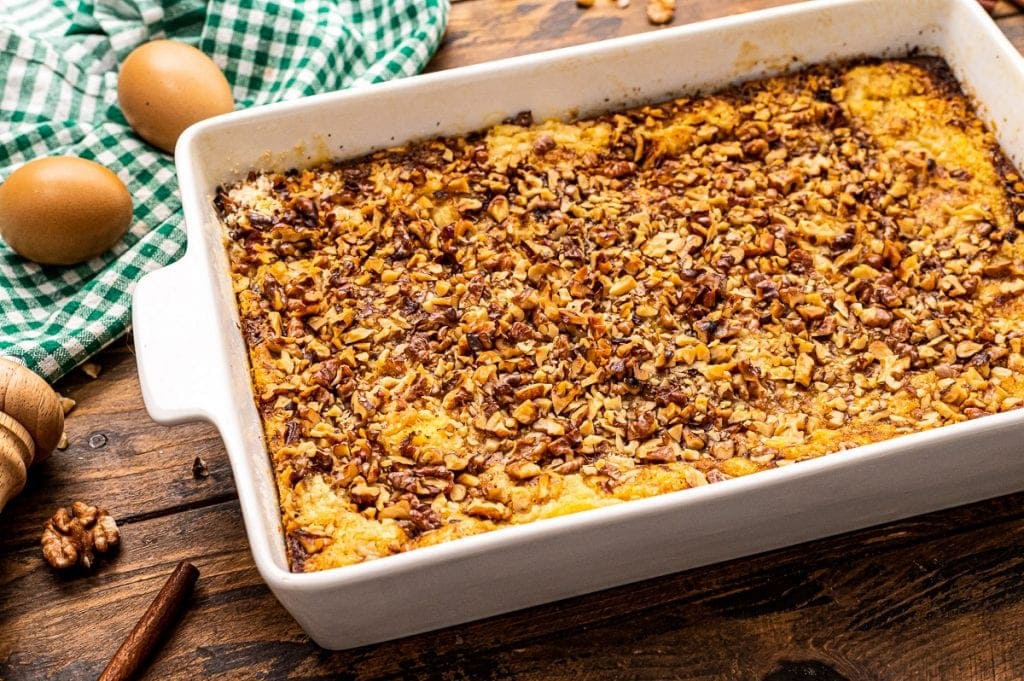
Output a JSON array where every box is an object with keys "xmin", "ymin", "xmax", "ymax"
[{"xmin": 216, "ymin": 57, "xmax": 1024, "ymax": 572}]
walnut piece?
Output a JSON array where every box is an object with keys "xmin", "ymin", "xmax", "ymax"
[
  {"xmin": 58, "ymin": 395, "xmax": 76, "ymax": 416},
  {"xmin": 41, "ymin": 501, "xmax": 120, "ymax": 570},
  {"xmin": 192, "ymin": 456, "xmax": 210, "ymax": 479},
  {"xmin": 646, "ymin": 0, "xmax": 675, "ymax": 24}
]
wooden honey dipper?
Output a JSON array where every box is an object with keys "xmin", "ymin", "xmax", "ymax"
[{"xmin": 0, "ymin": 358, "xmax": 63, "ymax": 511}]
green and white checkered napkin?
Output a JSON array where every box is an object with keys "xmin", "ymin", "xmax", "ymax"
[{"xmin": 0, "ymin": 0, "xmax": 448, "ymax": 383}]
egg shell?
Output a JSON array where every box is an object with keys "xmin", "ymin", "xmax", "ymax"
[
  {"xmin": 0, "ymin": 157, "xmax": 133, "ymax": 266},
  {"xmin": 118, "ymin": 40, "xmax": 234, "ymax": 154}
]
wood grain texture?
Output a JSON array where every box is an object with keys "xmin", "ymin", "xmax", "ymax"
[
  {"xmin": 6, "ymin": 487, "xmax": 1024, "ymax": 680},
  {"xmin": 3, "ymin": 2, "xmax": 1024, "ymax": 679},
  {"xmin": 0, "ymin": 342, "xmax": 235, "ymax": 553},
  {"xmin": 426, "ymin": 0, "xmax": 800, "ymax": 72}
]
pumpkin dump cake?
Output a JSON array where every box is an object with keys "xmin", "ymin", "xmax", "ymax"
[{"xmin": 216, "ymin": 58, "xmax": 1024, "ymax": 572}]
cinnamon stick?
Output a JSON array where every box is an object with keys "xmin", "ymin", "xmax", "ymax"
[{"xmin": 99, "ymin": 561, "xmax": 199, "ymax": 681}]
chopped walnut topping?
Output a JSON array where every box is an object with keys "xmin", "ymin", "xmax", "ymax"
[
  {"xmin": 507, "ymin": 460, "xmax": 542, "ymax": 480},
  {"xmin": 219, "ymin": 57, "xmax": 1024, "ymax": 572},
  {"xmin": 466, "ymin": 499, "xmax": 511, "ymax": 521}
]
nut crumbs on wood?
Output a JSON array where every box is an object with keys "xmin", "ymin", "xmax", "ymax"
[{"xmin": 646, "ymin": 0, "xmax": 675, "ymax": 25}]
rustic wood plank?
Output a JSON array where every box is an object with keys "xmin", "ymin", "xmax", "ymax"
[
  {"xmin": 5, "ymin": 491, "xmax": 1024, "ymax": 680},
  {"xmin": 0, "ymin": 341, "xmax": 233, "ymax": 552},
  {"xmin": 0, "ymin": 502, "xmax": 271, "ymax": 680},
  {"xmin": 427, "ymin": 0, "xmax": 803, "ymax": 72},
  {"xmin": 429, "ymin": 0, "xmax": 1024, "ymax": 74},
  {"xmin": 998, "ymin": 11, "xmax": 1024, "ymax": 41}
]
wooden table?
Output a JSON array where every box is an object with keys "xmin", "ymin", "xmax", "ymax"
[{"xmin": 4, "ymin": 1, "xmax": 1024, "ymax": 678}]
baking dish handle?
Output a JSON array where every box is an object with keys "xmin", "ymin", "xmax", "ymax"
[{"xmin": 132, "ymin": 254, "xmax": 225, "ymax": 425}]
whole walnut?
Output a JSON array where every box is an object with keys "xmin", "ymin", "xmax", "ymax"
[{"xmin": 41, "ymin": 501, "xmax": 120, "ymax": 570}]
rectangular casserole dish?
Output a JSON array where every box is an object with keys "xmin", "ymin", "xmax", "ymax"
[{"xmin": 132, "ymin": 0, "xmax": 1024, "ymax": 650}]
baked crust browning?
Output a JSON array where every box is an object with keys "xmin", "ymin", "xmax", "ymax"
[{"xmin": 217, "ymin": 58, "xmax": 1024, "ymax": 572}]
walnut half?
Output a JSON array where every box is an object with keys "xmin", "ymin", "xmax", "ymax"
[
  {"xmin": 40, "ymin": 501, "xmax": 120, "ymax": 570},
  {"xmin": 646, "ymin": 0, "xmax": 675, "ymax": 24}
]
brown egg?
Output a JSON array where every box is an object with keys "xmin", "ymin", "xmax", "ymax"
[
  {"xmin": 118, "ymin": 40, "xmax": 234, "ymax": 153},
  {"xmin": 0, "ymin": 157, "xmax": 133, "ymax": 266}
]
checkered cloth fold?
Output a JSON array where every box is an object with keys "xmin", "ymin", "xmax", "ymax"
[{"xmin": 0, "ymin": 0, "xmax": 449, "ymax": 382}]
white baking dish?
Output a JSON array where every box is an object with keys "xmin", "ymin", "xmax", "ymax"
[{"xmin": 132, "ymin": 0, "xmax": 1024, "ymax": 649}]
